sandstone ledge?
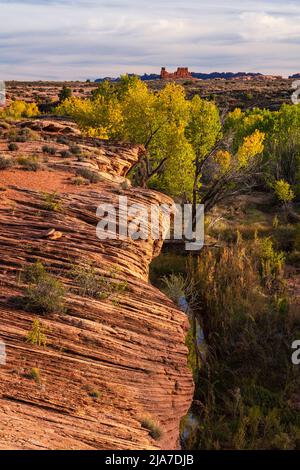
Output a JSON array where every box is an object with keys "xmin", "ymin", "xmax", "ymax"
[{"xmin": 0, "ymin": 119, "xmax": 193, "ymax": 450}]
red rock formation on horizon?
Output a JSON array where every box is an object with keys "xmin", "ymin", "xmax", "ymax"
[{"xmin": 160, "ymin": 67, "xmax": 193, "ymax": 80}]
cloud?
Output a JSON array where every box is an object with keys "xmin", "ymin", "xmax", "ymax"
[
  {"xmin": 0, "ymin": 0, "xmax": 299, "ymax": 79},
  {"xmin": 240, "ymin": 12, "xmax": 300, "ymax": 41}
]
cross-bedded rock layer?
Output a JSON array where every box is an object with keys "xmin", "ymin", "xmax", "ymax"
[{"xmin": 0, "ymin": 119, "xmax": 193, "ymax": 450}]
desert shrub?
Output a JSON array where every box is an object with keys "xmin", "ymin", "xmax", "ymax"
[
  {"xmin": 7, "ymin": 129, "xmax": 19, "ymax": 142},
  {"xmin": 88, "ymin": 389, "xmax": 101, "ymax": 399},
  {"xmin": 22, "ymin": 261, "xmax": 66, "ymax": 315},
  {"xmin": 70, "ymin": 262, "xmax": 127, "ymax": 300},
  {"xmin": 8, "ymin": 142, "xmax": 18, "ymax": 151},
  {"xmin": 140, "ymin": 416, "xmax": 163, "ymax": 441},
  {"xmin": 69, "ymin": 145, "xmax": 82, "ymax": 155},
  {"xmin": 60, "ymin": 150, "xmax": 72, "ymax": 158},
  {"xmin": 162, "ymin": 274, "xmax": 186, "ymax": 305},
  {"xmin": 0, "ymin": 155, "xmax": 13, "ymax": 170},
  {"xmin": 27, "ymin": 367, "xmax": 41, "ymax": 383},
  {"xmin": 15, "ymin": 135, "xmax": 27, "ymax": 143},
  {"xmin": 42, "ymin": 145, "xmax": 56, "ymax": 155},
  {"xmin": 76, "ymin": 168, "xmax": 100, "ymax": 183},
  {"xmin": 26, "ymin": 319, "xmax": 47, "ymax": 348},
  {"xmin": 70, "ymin": 262, "xmax": 106, "ymax": 299},
  {"xmin": 56, "ymin": 136, "xmax": 70, "ymax": 145},
  {"xmin": 245, "ymin": 92, "xmax": 254, "ymax": 100},
  {"xmin": 17, "ymin": 155, "xmax": 40, "ymax": 171},
  {"xmin": 21, "ymin": 261, "xmax": 47, "ymax": 284},
  {"xmin": 42, "ymin": 192, "xmax": 62, "ymax": 212},
  {"xmin": 73, "ymin": 176, "xmax": 87, "ymax": 186},
  {"xmin": 254, "ymin": 236, "xmax": 285, "ymax": 292},
  {"xmin": 18, "ymin": 127, "xmax": 40, "ymax": 141},
  {"xmin": 24, "ymin": 274, "xmax": 66, "ymax": 315}
]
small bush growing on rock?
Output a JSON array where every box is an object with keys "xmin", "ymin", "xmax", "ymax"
[
  {"xmin": 60, "ymin": 150, "xmax": 72, "ymax": 158},
  {"xmin": 73, "ymin": 176, "xmax": 88, "ymax": 186},
  {"xmin": 26, "ymin": 319, "xmax": 47, "ymax": 348},
  {"xmin": 112, "ymin": 280, "xmax": 128, "ymax": 293},
  {"xmin": 76, "ymin": 168, "xmax": 101, "ymax": 183},
  {"xmin": 21, "ymin": 261, "xmax": 47, "ymax": 284},
  {"xmin": 56, "ymin": 136, "xmax": 70, "ymax": 145},
  {"xmin": 76, "ymin": 154, "xmax": 88, "ymax": 163},
  {"xmin": 69, "ymin": 145, "xmax": 81, "ymax": 155},
  {"xmin": 19, "ymin": 127, "xmax": 40, "ymax": 142},
  {"xmin": 22, "ymin": 261, "xmax": 66, "ymax": 315},
  {"xmin": 17, "ymin": 155, "xmax": 40, "ymax": 171},
  {"xmin": 8, "ymin": 142, "xmax": 18, "ymax": 151},
  {"xmin": 70, "ymin": 262, "xmax": 127, "ymax": 300},
  {"xmin": 24, "ymin": 274, "xmax": 66, "ymax": 314},
  {"xmin": 0, "ymin": 155, "xmax": 13, "ymax": 170},
  {"xmin": 15, "ymin": 136, "xmax": 27, "ymax": 143},
  {"xmin": 42, "ymin": 145, "xmax": 56, "ymax": 155},
  {"xmin": 42, "ymin": 192, "xmax": 62, "ymax": 212},
  {"xmin": 88, "ymin": 389, "xmax": 101, "ymax": 399},
  {"xmin": 140, "ymin": 416, "xmax": 163, "ymax": 441},
  {"xmin": 27, "ymin": 367, "xmax": 41, "ymax": 383},
  {"xmin": 71, "ymin": 262, "xmax": 106, "ymax": 299}
]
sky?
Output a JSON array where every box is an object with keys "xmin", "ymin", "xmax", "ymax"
[{"xmin": 0, "ymin": 0, "xmax": 300, "ymax": 80}]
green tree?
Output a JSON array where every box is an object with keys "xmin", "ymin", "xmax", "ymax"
[
  {"xmin": 59, "ymin": 85, "xmax": 72, "ymax": 103},
  {"xmin": 186, "ymin": 95, "xmax": 222, "ymax": 217},
  {"xmin": 120, "ymin": 80, "xmax": 190, "ymax": 187}
]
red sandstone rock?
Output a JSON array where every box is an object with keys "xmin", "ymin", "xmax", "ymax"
[
  {"xmin": 0, "ymin": 119, "xmax": 194, "ymax": 450},
  {"xmin": 160, "ymin": 67, "xmax": 193, "ymax": 80}
]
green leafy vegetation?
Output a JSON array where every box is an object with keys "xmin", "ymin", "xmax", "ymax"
[
  {"xmin": 17, "ymin": 155, "xmax": 40, "ymax": 171},
  {"xmin": 70, "ymin": 262, "xmax": 128, "ymax": 301},
  {"xmin": 0, "ymin": 155, "xmax": 13, "ymax": 170},
  {"xmin": 22, "ymin": 261, "xmax": 66, "ymax": 315},
  {"xmin": 42, "ymin": 192, "xmax": 62, "ymax": 212},
  {"xmin": 26, "ymin": 319, "xmax": 47, "ymax": 348}
]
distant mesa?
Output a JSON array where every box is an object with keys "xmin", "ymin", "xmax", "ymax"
[{"xmin": 160, "ymin": 67, "xmax": 193, "ymax": 80}]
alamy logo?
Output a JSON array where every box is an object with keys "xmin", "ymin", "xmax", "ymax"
[
  {"xmin": 0, "ymin": 81, "xmax": 5, "ymax": 106},
  {"xmin": 291, "ymin": 80, "xmax": 300, "ymax": 104},
  {"xmin": 96, "ymin": 196, "xmax": 205, "ymax": 251},
  {"xmin": 0, "ymin": 340, "xmax": 6, "ymax": 365},
  {"xmin": 292, "ymin": 340, "xmax": 300, "ymax": 365}
]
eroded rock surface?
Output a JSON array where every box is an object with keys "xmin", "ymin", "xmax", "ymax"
[{"xmin": 0, "ymin": 119, "xmax": 193, "ymax": 450}]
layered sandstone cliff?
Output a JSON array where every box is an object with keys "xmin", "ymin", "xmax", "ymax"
[{"xmin": 0, "ymin": 119, "xmax": 193, "ymax": 450}]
